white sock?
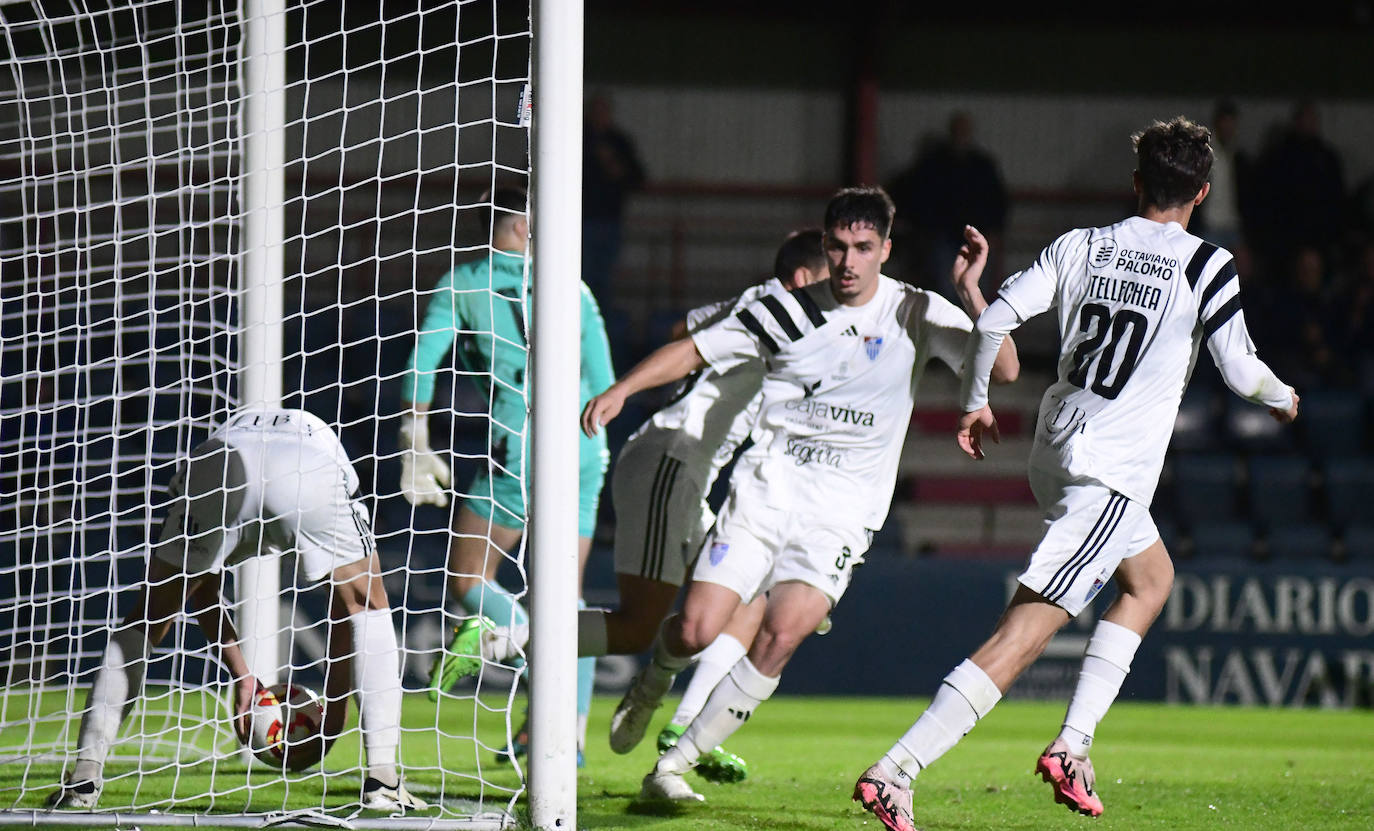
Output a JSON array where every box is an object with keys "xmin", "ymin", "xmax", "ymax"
[
  {"xmin": 350, "ymin": 609, "xmax": 402, "ymax": 783},
  {"xmin": 576, "ymin": 712, "xmax": 588, "ymax": 752},
  {"xmin": 885, "ymin": 659, "xmax": 1002, "ymax": 779},
  {"xmin": 671, "ymin": 633, "xmax": 746, "ymax": 728},
  {"xmin": 1059, "ymin": 619, "xmax": 1141, "ymax": 758},
  {"xmin": 74, "ymin": 627, "xmax": 150, "ymax": 783},
  {"xmin": 656, "ymin": 657, "xmax": 778, "ymax": 775},
  {"xmin": 577, "ymin": 608, "xmax": 609, "ymax": 657}
]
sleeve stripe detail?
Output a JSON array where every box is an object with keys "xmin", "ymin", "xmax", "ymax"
[
  {"xmin": 1184, "ymin": 241, "xmax": 1219, "ymax": 288},
  {"xmin": 736, "ymin": 309, "xmax": 779, "ymax": 354},
  {"xmin": 1202, "ymin": 294, "xmax": 1243, "ymax": 342},
  {"xmin": 1198, "ymin": 259, "xmax": 1237, "ymax": 313},
  {"xmin": 759, "ymin": 294, "xmax": 804, "ymax": 341},
  {"xmin": 790, "ymin": 286, "xmax": 828, "ymax": 327}
]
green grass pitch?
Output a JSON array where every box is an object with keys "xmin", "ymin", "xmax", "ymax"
[{"xmin": 4, "ymin": 692, "xmax": 1371, "ymax": 829}]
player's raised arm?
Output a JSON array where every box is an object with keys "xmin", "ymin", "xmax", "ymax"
[
  {"xmin": 581, "ymin": 336, "xmax": 705, "ymax": 437},
  {"xmin": 950, "ymin": 225, "xmax": 1019, "ymax": 385}
]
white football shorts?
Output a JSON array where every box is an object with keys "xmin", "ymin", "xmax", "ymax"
[
  {"xmin": 1019, "ymin": 466, "xmax": 1160, "ymax": 616},
  {"xmin": 611, "ymin": 435, "xmax": 714, "ymax": 586},
  {"xmin": 152, "ymin": 433, "xmax": 373, "ymax": 583},
  {"xmin": 690, "ymin": 490, "xmax": 870, "ymax": 607}
]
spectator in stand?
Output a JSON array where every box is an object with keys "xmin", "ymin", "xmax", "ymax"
[
  {"xmin": 886, "ymin": 111, "xmax": 1008, "ymax": 303},
  {"xmin": 1341, "ymin": 241, "xmax": 1374, "ymax": 364},
  {"xmin": 1194, "ymin": 100, "xmax": 1251, "ymax": 253},
  {"xmin": 1262, "ymin": 245, "xmax": 1345, "ymax": 389},
  {"xmin": 1251, "ymin": 100, "xmax": 1346, "ymax": 265},
  {"xmin": 583, "ymin": 93, "xmax": 646, "ymax": 310}
]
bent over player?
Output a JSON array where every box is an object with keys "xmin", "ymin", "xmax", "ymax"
[
  {"xmin": 583, "ymin": 187, "xmax": 1019, "ymax": 802},
  {"xmin": 399, "ymin": 186, "xmax": 614, "ymax": 762},
  {"xmin": 50, "ymin": 409, "xmax": 423, "ymax": 813},
  {"xmin": 854, "ymin": 118, "xmax": 1299, "ymax": 831}
]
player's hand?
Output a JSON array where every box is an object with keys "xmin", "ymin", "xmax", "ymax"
[
  {"xmin": 399, "ymin": 414, "xmax": 451, "ymax": 507},
  {"xmin": 401, "ymin": 450, "xmax": 451, "ymax": 506},
  {"xmin": 233, "ymin": 676, "xmax": 264, "ymax": 744},
  {"xmin": 1270, "ymin": 388, "xmax": 1300, "ymax": 424},
  {"xmin": 581, "ymin": 388, "xmax": 625, "ymax": 437},
  {"xmin": 951, "ymin": 225, "xmax": 989, "ymax": 293},
  {"xmin": 957, "ymin": 406, "xmax": 1000, "ymax": 460}
]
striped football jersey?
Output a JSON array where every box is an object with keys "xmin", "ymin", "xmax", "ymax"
[
  {"xmin": 693, "ymin": 275, "xmax": 972, "ymax": 530},
  {"xmin": 994, "ymin": 215, "xmax": 1274, "ymax": 503}
]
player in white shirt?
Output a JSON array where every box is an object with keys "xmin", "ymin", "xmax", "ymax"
[
  {"xmin": 854, "ymin": 118, "xmax": 1299, "ymax": 831},
  {"xmin": 49, "ymin": 409, "xmax": 424, "ymax": 813},
  {"xmin": 456, "ymin": 230, "xmax": 829, "ymax": 782},
  {"xmin": 609, "ymin": 229, "xmax": 830, "ymax": 781},
  {"xmin": 583, "ymin": 187, "xmax": 1019, "ymax": 803}
]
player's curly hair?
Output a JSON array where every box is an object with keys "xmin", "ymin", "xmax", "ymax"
[
  {"xmin": 1132, "ymin": 117, "xmax": 1213, "ymax": 210},
  {"xmin": 824, "ymin": 186, "xmax": 896, "ymax": 239}
]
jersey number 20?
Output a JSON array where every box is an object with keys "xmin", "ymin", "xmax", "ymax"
[{"xmin": 1067, "ymin": 302, "xmax": 1148, "ymax": 400}]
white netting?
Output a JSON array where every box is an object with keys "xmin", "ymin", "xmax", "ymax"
[{"xmin": 0, "ymin": 1, "xmax": 533, "ymax": 826}]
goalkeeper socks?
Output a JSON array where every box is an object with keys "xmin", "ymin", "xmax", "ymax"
[
  {"xmin": 1059, "ymin": 619, "xmax": 1141, "ymax": 758},
  {"xmin": 576, "ymin": 601, "xmax": 595, "ymax": 726},
  {"xmin": 460, "ymin": 579, "xmax": 528, "ymax": 630},
  {"xmin": 75, "ymin": 626, "xmax": 150, "ymax": 782},
  {"xmin": 461, "ymin": 579, "xmax": 528, "ymax": 667},
  {"xmin": 670, "ymin": 633, "xmax": 746, "ymax": 728},
  {"xmin": 656, "ymin": 656, "xmax": 778, "ymax": 775},
  {"xmin": 576, "ymin": 608, "xmax": 609, "ymax": 657},
  {"xmin": 885, "ymin": 659, "xmax": 1002, "ymax": 778},
  {"xmin": 350, "ymin": 608, "xmax": 402, "ymax": 782}
]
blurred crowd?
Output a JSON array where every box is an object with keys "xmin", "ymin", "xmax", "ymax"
[{"xmin": 1193, "ymin": 100, "xmax": 1374, "ymax": 395}]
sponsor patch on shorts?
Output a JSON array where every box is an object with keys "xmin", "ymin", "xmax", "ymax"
[
  {"xmin": 1084, "ymin": 567, "xmax": 1109, "ymax": 603},
  {"xmin": 709, "ymin": 542, "xmax": 730, "ymax": 566}
]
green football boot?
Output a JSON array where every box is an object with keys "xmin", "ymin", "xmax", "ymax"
[
  {"xmin": 656, "ymin": 722, "xmax": 749, "ymax": 784},
  {"xmin": 428, "ymin": 615, "xmax": 495, "ymax": 701}
]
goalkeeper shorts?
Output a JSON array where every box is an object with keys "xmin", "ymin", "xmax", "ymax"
[
  {"xmin": 464, "ymin": 429, "xmax": 608, "ymax": 538},
  {"xmin": 152, "ymin": 426, "xmax": 373, "ymax": 583}
]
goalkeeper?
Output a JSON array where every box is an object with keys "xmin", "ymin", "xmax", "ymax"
[
  {"xmin": 400, "ymin": 186, "xmax": 614, "ymax": 763},
  {"xmin": 49, "ymin": 409, "xmax": 423, "ymax": 813}
]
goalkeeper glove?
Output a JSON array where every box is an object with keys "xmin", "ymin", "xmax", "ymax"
[{"xmin": 399, "ymin": 413, "xmax": 451, "ymax": 507}]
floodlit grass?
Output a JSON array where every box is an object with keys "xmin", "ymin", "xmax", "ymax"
[
  {"xmin": 576, "ymin": 696, "xmax": 1374, "ymax": 831},
  {"xmin": 3, "ymin": 693, "xmax": 1372, "ymax": 829}
]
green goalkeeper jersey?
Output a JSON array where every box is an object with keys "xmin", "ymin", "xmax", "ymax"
[{"xmin": 403, "ymin": 249, "xmax": 616, "ymax": 458}]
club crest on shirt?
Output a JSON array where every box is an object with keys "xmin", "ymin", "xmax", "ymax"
[
  {"xmin": 1089, "ymin": 237, "xmax": 1116, "ymax": 268},
  {"xmin": 709, "ymin": 542, "xmax": 730, "ymax": 566},
  {"xmin": 863, "ymin": 335, "xmax": 883, "ymax": 361}
]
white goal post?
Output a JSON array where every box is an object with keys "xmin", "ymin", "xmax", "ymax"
[{"xmin": 0, "ymin": 0, "xmax": 580, "ymax": 827}]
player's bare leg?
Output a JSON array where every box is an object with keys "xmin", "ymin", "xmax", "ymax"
[
  {"xmin": 611, "ymin": 581, "xmax": 741, "ymax": 757},
  {"xmin": 645, "ymin": 582, "xmax": 824, "ymax": 802},
  {"xmin": 51, "ymin": 560, "xmax": 204, "ymax": 809},
  {"xmin": 658, "ymin": 594, "xmax": 765, "ymax": 783},
  {"xmin": 1040, "ymin": 539, "xmax": 1172, "ymax": 817},
  {"xmin": 592, "ymin": 574, "xmax": 681, "ymax": 655}
]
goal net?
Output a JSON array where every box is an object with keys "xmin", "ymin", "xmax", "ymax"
[{"xmin": 0, "ymin": 1, "xmax": 542, "ymax": 826}]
